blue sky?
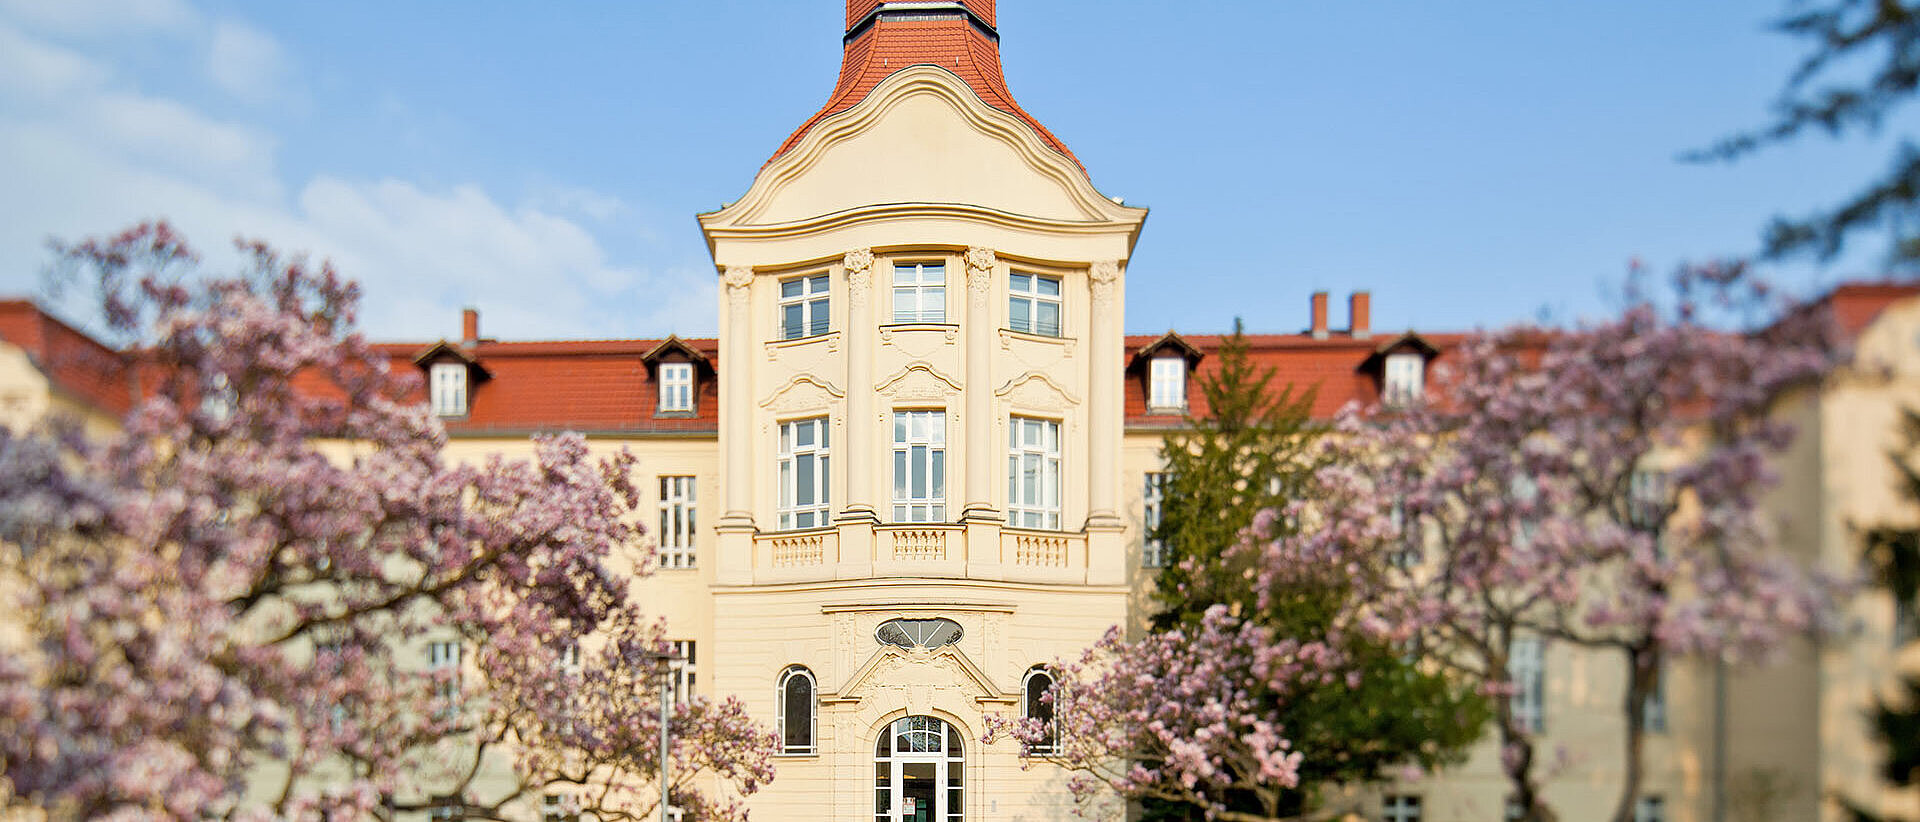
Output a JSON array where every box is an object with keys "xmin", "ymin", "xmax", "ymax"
[{"xmin": 0, "ymin": 1, "xmax": 1905, "ymax": 341}]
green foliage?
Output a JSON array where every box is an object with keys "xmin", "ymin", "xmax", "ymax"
[
  {"xmin": 1151, "ymin": 318, "xmax": 1321, "ymax": 626},
  {"xmin": 1689, "ymin": 1, "xmax": 1920, "ymax": 265},
  {"xmin": 1843, "ymin": 408, "xmax": 1920, "ymax": 822},
  {"xmin": 1146, "ymin": 319, "xmax": 1488, "ymax": 817}
]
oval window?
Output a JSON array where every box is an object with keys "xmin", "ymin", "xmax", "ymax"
[{"xmin": 875, "ymin": 617, "xmax": 963, "ymax": 649}]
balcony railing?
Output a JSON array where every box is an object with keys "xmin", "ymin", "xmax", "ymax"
[{"xmin": 750, "ymin": 521, "xmax": 1092, "ymax": 584}]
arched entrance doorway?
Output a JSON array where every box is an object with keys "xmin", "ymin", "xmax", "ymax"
[{"xmin": 873, "ymin": 715, "xmax": 963, "ymax": 822}]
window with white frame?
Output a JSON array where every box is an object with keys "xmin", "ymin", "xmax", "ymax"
[
  {"xmin": 1382, "ymin": 794, "xmax": 1422, "ymax": 822},
  {"xmin": 429, "ymin": 797, "xmax": 465, "ymax": 821},
  {"xmin": 778, "ymin": 417, "xmax": 831, "ymax": 529},
  {"xmin": 658, "ymin": 362, "xmax": 693, "ymax": 413},
  {"xmin": 430, "ymin": 362, "xmax": 468, "ymax": 417},
  {"xmin": 541, "ymin": 794, "xmax": 578, "ymax": 822},
  {"xmin": 668, "ymin": 640, "xmax": 696, "ymax": 706},
  {"xmin": 1148, "ymin": 355, "xmax": 1186, "ymax": 411},
  {"xmin": 1023, "ymin": 666, "xmax": 1059, "ymax": 754},
  {"xmin": 1388, "ymin": 500, "xmax": 1421, "ymax": 569},
  {"xmin": 893, "ymin": 411, "xmax": 946, "ymax": 522},
  {"xmin": 428, "ymin": 640, "xmax": 462, "ymax": 705},
  {"xmin": 1008, "ymin": 272, "xmax": 1062, "ymax": 337},
  {"xmin": 892, "ymin": 262, "xmax": 946, "ymax": 324},
  {"xmin": 1508, "ymin": 636, "xmax": 1546, "ymax": 733},
  {"xmin": 1628, "ymin": 468, "xmax": 1669, "ymax": 558},
  {"xmin": 1143, "ymin": 472, "xmax": 1170, "ymax": 568},
  {"xmin": 1644, "ymin": 663, "xmax": 1667, "ymax": 733},
  {"xmin": 1382, "ymin": 352, "xmax": 1424, "ymax": 406},
  {"xmin": 778, "ymin": 665, "xmax": 816, "ymax": 755},
  {"xmin": 779, "ymin": 274, "xmax": 830, "ymax": 340},
  {"xmin": 1633, "ymin": 795, "xmax": 1665, "ymax": 822},
  {"xmin": 1008, "ymin": 416, "xmax": 1062, "ymax": 530},
  {"xmin": 557, "ymin": 641, "xmax": 582, "ymax": 676},
  {"xmin": 658, "ymin": 476, "xmax": 697, "ymax": 569}
]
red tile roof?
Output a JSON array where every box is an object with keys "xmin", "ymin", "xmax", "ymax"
[
  {"xmin": 1811, "ymin": 281, "xmax": 1920, "ymax": 341},
  {"xmin": 373, "ymin": 338, "xmax": 721, "ymax": 436},
  {"xmin": 769, "ymin": 9, "xmax": 1081, "ymax": 171},
  {"xmin": 0, "ymin": 300, "xmax": 136, "ymax": 416},
  {"xmin": 1122, "ymin": 331, "xmax": 1469, "ymax": 429}
]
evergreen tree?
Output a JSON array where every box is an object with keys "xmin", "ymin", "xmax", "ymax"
[
  {"xmin": 1845, "ymin": 408, "xmax": 1920, "ymax": 822},
  {"xmin": 1143, "ymin": 319, "xmax": 1487, "ymax": 819}
]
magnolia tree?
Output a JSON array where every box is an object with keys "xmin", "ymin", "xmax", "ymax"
[
  {"xmin": 984, "ymin": 605, "xmax": 1361, "ymax": 822},
  {"xmin": 1244, "ymin": 266, "xmax": 1844, "ymax": 822},
  {"xmin": 0, "ymin": 224, "xmax": 775, "ymax": 821}
]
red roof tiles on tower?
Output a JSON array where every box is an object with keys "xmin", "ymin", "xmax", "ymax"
[{"xmin": 771, "ymin": 1, "xmax": 1081, "ymax": 171}]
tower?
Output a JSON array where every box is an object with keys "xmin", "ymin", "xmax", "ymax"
[{"xmin": 697, "ymin": 2, "xmax": 1147, "ymax": 818}]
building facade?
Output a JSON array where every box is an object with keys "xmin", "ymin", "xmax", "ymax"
[{"xmin": 4, "ymin": 3, "xmax": 1920, "ymax": 821}]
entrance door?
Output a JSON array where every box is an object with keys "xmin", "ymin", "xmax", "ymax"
[{"xmin": 874, "ymin": 716, "xmax": 963, "ymax": 822}]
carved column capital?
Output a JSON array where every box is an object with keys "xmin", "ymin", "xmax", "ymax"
[
  {"xmin": 1090, "ymin": 260, "xmax": 1120, "ymax": 306},
  {"xmin": 723, "ymin": 265, "xmax": 753, "ymax": 306},
  {"xmin": 845, "ymin": 249, "xmax": 874, "ymax": 308},
  {"xmin": 844, "ymin": 248, "xmax": 875, "ymax": 275},
  {"xmin": 965, "ymin": 247, "xmax": 996, "ymax": 306}
]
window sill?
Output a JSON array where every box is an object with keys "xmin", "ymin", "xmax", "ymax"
[
  {"xmin": 654, "ymin": 409, "xmax": 697, "ymax": 419},
  {"xmin": 1143, "ymin": 405, "xmax": 1187, "ymax": 416},
  {"xmin": 765, "ymin": 331, "xmax": 841, "ymax": 355},
  {"xmin": 998, "ymin": 327, "xmax": 1076, "ymax": 354},
  {"xmin": 773, "ymin": 751, "xmax": 819, "ymax": 758}
]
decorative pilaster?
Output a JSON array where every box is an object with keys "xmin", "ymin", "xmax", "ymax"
[
  {"xmin": 1087, "ymin": 260, "xmax": 1126, "ymax": 584},
  {"xmin": 840, "ymin": 249, "xmax": 878, "ymax": 523},
  {"xmin": 717, "ymin": 265, "xmax": 757, "ymax": 584},
  {"xmin": 961, "ymin": 247, "xmax": 1001, "ymax": 523}
]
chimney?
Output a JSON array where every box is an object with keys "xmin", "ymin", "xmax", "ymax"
[
  {"xmin": 1349, "ymin": 291, "xmax": 1371, "ymax": 340},
  {"xmin": 1310, "ymin": 291, "xmax": 1329, "ymax": 339},
  {"xmin": 461, "ymin": 307, "xmax": 479, "ymax": 347}
]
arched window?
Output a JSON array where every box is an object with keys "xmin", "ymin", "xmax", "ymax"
[
  {"xmin": 874, "ymin": 716, "xmax": 963, "ymax": 822},
  {"xmin": 1023, "ymin": 666, "xmax": 1057, "ymax": 754},
  {"xmin": 777, "ymin": 666, "xmax": 816, "ymax": 754}
]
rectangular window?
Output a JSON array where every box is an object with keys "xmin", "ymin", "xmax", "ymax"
[
  {"xmin": 1008, "ymin": 416, "xmax": 1062, "ymax": 530},
  {"xmin": 1383, "ymin": 795, "xmax": 1422, "ymax": 822},
  {"xmin": 1644, "ymin": 663, "xmax": 1667, "ymax": 733},
  {"xmin": 1008, "ymin": 272, "xmax": 1062, "ymax": 337},
  {"xmin": 1509, "ymin": 636, "xmax": 1546, "ymax": 733},
  {"xmin": 1148, "ymin": 356, "xmax": 1186, "ymax": 410},
  {"xmin": 892, "ymin": 262, "xmax": 946, "ymax": 324},
  {"xmin": 431, "ymin": 362, "xmax": 468, "ymax": 417},
  {"xmin": 1383, "ymin": 352, "xmax": 1424, "ymax": 406},
  {"xmin": 1633, "ymin": 796, "xmax": 1664, "ymax": 822},
  {"xmin": 779, "ymin": 274, "xmax": 830, "ymax": 340},
  {"xmin": 669, "ymin": 640, "xmax": 696, "ymax": 706},
  {"xmin": 428, "ymin": 639, "xmax": 462, "ymax": 706},
  {"xmin": 1143, "ymin": 472, "xmax": 1169, "ymax": 568},
  {"xmin": 542, "ymin": 795, "xmax": 578, "ymax": 822},
  {"xmin": 892, "ymin": 411, "xmax": 946, "ymax": 522},
  {"xmin": 429, "ymin": 797, "xmax": 465, "ymax": 822},
  {"xmin": 778, "ymin": 418, "xmax": 831, "ymax": 529},
  {"xmin": 658, "ymin": 476, "xmax": 697, "ymax": 569},
  {"xmin": 1388, "ymin": 500, "xmax": 1421, "ymax": 569},
  {"xmin": 658, "ymin": 362, "xmax": 693, "ymax": 413}
]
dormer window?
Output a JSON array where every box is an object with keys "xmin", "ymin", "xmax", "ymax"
[
  {"xmin": 1148, "ymin": 355, "xmax": 1186, "ymax": 411},
  {"xmin": 659, "ymin": 362, "xmax": 693, "ymax": 413},
  {"xmin": 1383, "ymin": 352, "xmax": 1424, "ymax": 406},
  {"xmin": 431, "ymin": 362, "xmax": 468, "ymax": 417}
]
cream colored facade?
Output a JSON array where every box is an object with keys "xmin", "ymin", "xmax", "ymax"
[{"xmin": 6, "ymin": 4, "xmax": 1920, "ymax": 821}]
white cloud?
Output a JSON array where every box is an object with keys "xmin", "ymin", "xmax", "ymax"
[
  {"xmin": 0, "ymin": 5, "xmax": 712, "ymax": 342},
  {"xmin": 205, "ymin": 19, "xmax": 282, "ymax": 102},
  {"xmin": 0, "ymin": 22, "xmax": 111, "ymax": 99},
  {"xmin": 0, "ymin": 0, "xmax": 196, "ymax": 36}
]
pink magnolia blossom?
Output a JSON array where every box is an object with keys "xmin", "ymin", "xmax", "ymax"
[{"xmin": 0, "ymin": 224, "xmax": 775, "ymax": 821}]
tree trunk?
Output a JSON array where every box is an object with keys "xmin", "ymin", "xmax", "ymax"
[
  {"xmin": 1611, "ymin": 646, "xmax": 1656, "ymax": 822},
  {"xmin": 1495, "ymin": 690, "xmax": 1556, "ymax": 822}
]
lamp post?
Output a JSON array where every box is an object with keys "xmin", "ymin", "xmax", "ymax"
[{"xmin": 642, "ymin": 649, "xmax": 681, "ymax": 822}]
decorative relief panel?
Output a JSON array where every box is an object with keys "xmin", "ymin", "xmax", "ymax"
[
  {"xmin": 994, "ymin": 371, "xmax": 1080, "ymax": 411},
  {"xmin": 875, "ymin": 362, "xmax": 962, "ymax": 403},
  {"xmin": 1089, "ymin": 260, "xmax": 1120, "ymax": 308},
  {"xmin": 759, "ymin": 374, "xmax": 845, "ymax": 414}
]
